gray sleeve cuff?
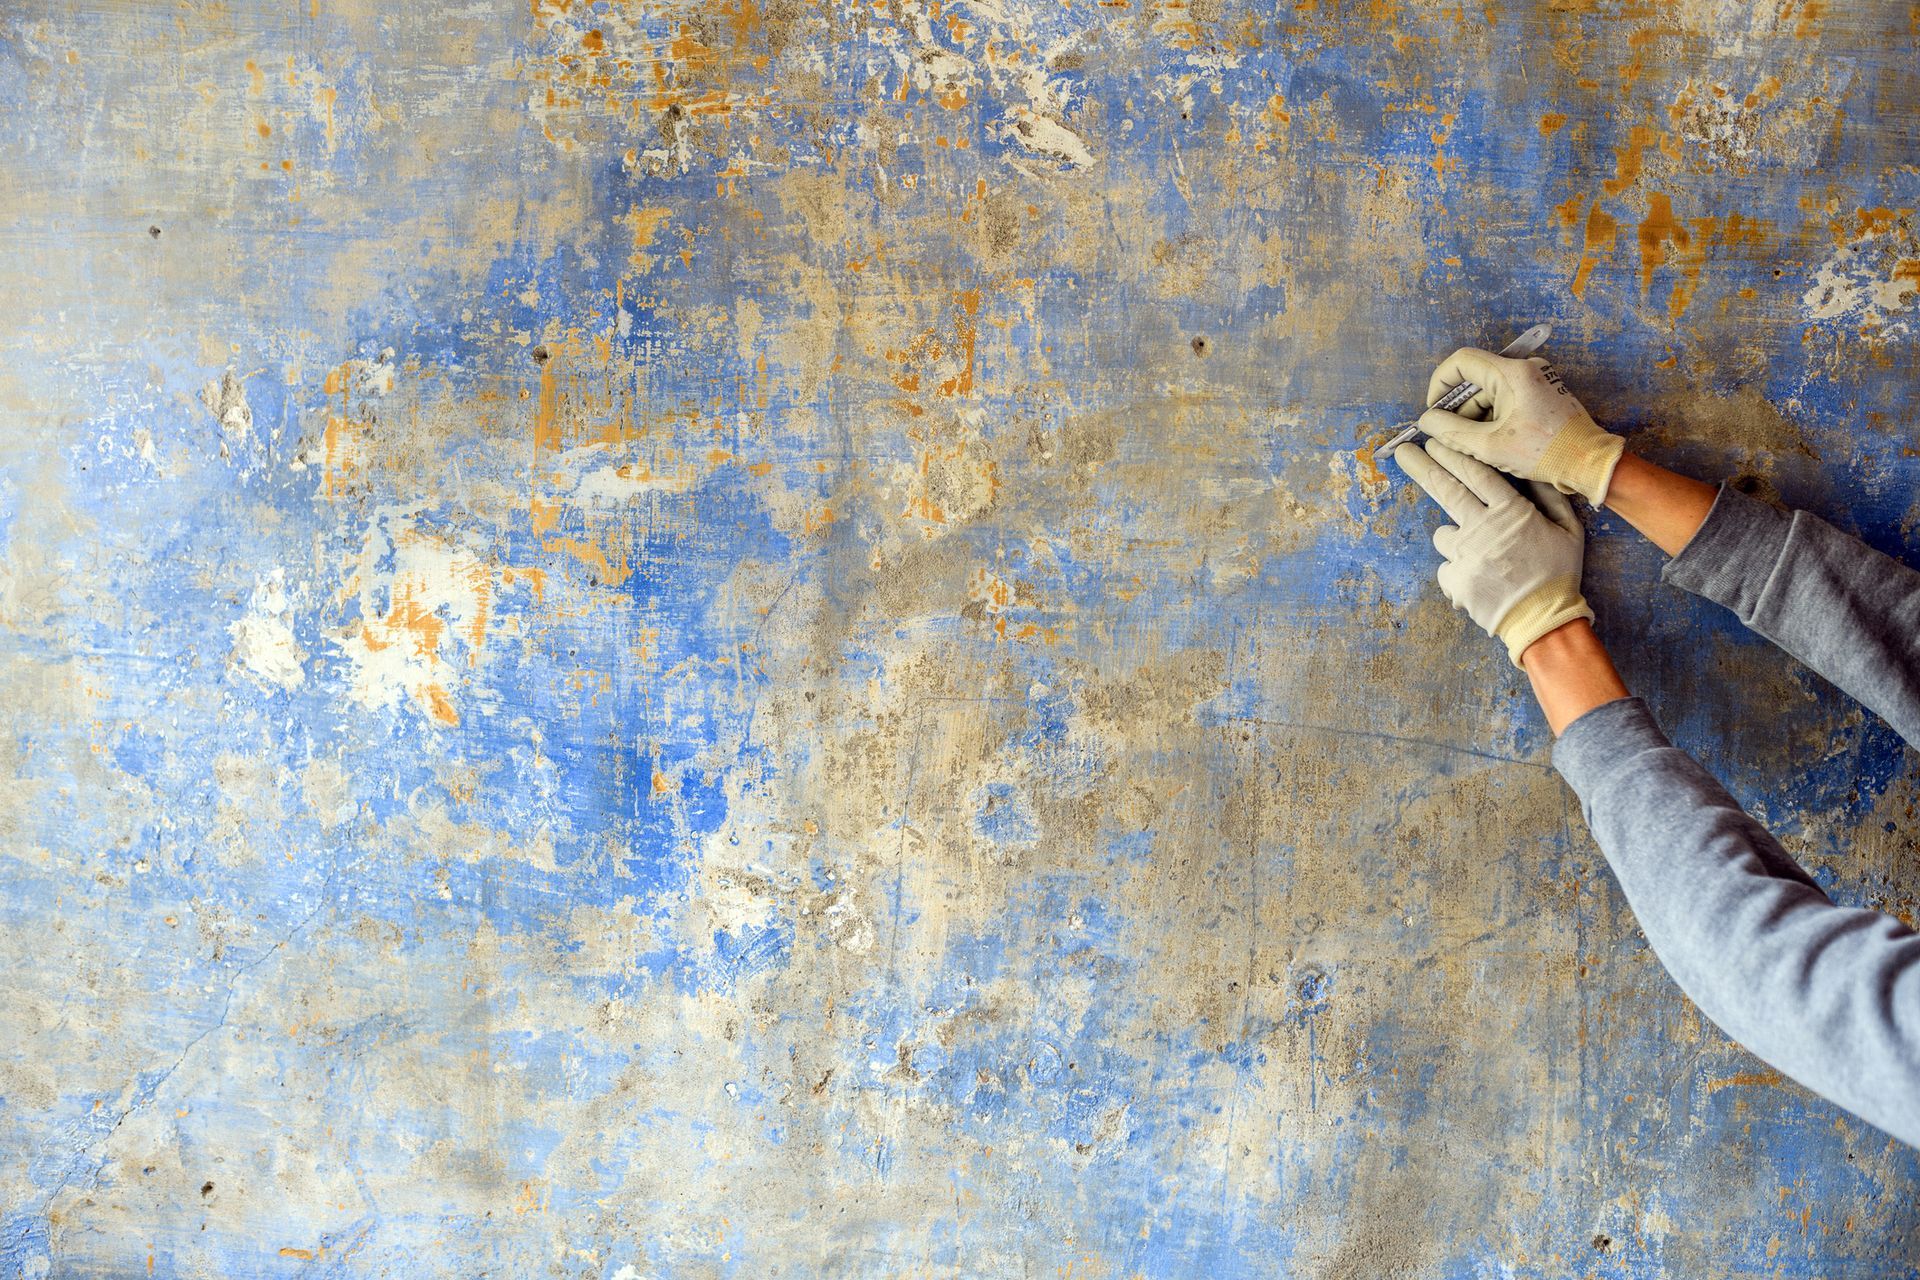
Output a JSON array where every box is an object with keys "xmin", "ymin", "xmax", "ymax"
[
  {"xmin": 1659, "ymin": 482, "xmax": 1794, "ymax": 622},
  {"xmin": 1551, "ymin": 696, "xmax": 1669, "ymax": 798}
]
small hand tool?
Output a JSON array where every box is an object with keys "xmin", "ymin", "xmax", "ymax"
[{"xmin": 1374, "ymin": 323, "xmax": 1553, "ymax": 464}]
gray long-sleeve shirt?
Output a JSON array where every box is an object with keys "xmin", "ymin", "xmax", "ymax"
[{"xmin": 1555, "ymin": 483, "xmax": 1920, "ymax": 1147}]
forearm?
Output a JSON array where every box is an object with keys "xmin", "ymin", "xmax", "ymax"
[
  {"xmin": 1662, "ymin": 484, "xmax": 1920, "ymax": 746},
  {"xmin": 1519, "ymin": 619, "xmax": 1628, "ymax": 737},
  {"xmin": 1520, "ymin": 610, "xmax": 1920, "ymax": 1148},
  {"xmin": 1602, "ymin": 446, "xmax": 1920, "ymax": 744},
  {"xmin": 1602, "ymin": 451, "xmax": 1718, "ymax": 556},
  {"xmin": 1557, "ymin": 699, "xmax": 1920, "ymax": 1147}
]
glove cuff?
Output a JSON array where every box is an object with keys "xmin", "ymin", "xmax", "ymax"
[
  {"xmin": 1538, "ymin": 419, "xmax": 1625, "ymax": 505},
  {"xmin": 1496, "ymin": 577, "xmax": 1594, "ymax": 667}
]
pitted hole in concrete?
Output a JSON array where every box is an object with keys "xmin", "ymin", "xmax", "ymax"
[
  {"xmin": 201, "ymin": 1181, "xmax": 214, "ymax": 1197},
  {"xmin": 1592, "ymin": 1234, "xmax": 1612, "ymax": 1253},
  {"xmin": 531, "ymin": 344, "xmax": 551, "ymax": 364},
  {"xmin": 148, "ymin": 226, "xmax": 161, "ymax": 238},
  {"xmin": 1191, "ymin": 335, "xmax": 1208, "ymax": 357},
  {"xmin": 1297, "ymin": 967, "xmax": 1330, "ymax": 1005}
]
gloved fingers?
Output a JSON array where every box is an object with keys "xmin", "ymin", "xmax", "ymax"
[
  {"xmin": 1393, "ymin": 442, "xmax": 1482, "ymax": 524},
  {"xmin": 1424, "ymin": 440, "xmax": 1520, "ymax": 508},
  {"xmin": 1435, "ymin": 559, "xmax": 1470, "ymax": 614},
  {"xmin": 1431, "ymin": 523, "xmax": 1461, "ymax": 560},
  {"xmin": 1415, "ymin": 404, "xmax": 1484, "ymax": 448},
  {"xmin": 1424, "ymin": 347, "xmax": 1503, "ymax": 421},
  {"xmin": 1525, "ymin": 479, "xmax": 1582, "ymax": 537}
]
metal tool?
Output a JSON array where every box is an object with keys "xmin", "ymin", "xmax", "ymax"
[{"xmin": 1374, "ymin": 323, "xmax": 1553, "ymax": 464}]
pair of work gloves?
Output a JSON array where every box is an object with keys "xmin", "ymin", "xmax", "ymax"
[{"xmin": 1393, "ymin": 349, "xmax": 1626, "ymax": 666}]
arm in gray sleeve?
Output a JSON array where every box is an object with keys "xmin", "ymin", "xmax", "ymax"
[
  {"xmin": 1556, "ymin": 697, "xmax": 1920, "ymax": 1147},
  {"xmin": 1663, "ymin": 483, "xmax": 1920, "ymax": 746}
]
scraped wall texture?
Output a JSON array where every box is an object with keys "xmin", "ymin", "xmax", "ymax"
[{"xmin": 5, "ymin": 0, "xmax": 1920, "ymax": 1275}]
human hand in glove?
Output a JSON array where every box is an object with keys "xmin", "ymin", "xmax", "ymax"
[
  {"xmin": 1394, "ymin": 440, "xmax": 1595, "ymax": 667},
  {"xmin": 1418, "ymin": 348, "xmax": 1625, "ymax": 506}
]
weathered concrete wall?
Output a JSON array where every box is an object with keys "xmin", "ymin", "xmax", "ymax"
[{"xmin": 4, "ymin": 0, "xmax": 1920, "ymax": 1275}]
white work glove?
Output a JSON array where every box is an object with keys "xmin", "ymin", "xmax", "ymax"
[
  {"xmin": 1418, "ymin": 348, "xmax": 1625, "ymax": 506},
  {"xmin": 1394, "ymin": 440, "xmax": 1595, "ymax": 666}
]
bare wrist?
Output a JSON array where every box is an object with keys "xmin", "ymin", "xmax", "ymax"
[
  {"xmin": 1602, "ymin": 452, "xmax": 1717, "ymax": 557},
  {"xmin": 1519, "ymin": 617, "xmax": 1599, "ymax": 671},
  {"xmin": 1520, "ymin": 619, "xmax": 1631, "ymax": 736}
]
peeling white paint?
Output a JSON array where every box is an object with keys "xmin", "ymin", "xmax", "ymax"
[
  {"xmin": 200, "ymin": 368, "xmax": 254, "ymax": 441},
  {"xmin": 228, "ymin": 568, "xmax": 306, "ymax": 690},
  {"xmin": 332, "ymin": 512, "xmax": 491, "ymax": 724},
  {"xmin": 998, "ymin": 106, "xmax": 1095, "ymax": 168}
]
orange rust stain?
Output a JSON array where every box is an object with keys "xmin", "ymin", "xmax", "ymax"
[
  {"xmin": 504, "ymin": 565, "xmax": 548, "ymax": 601},
  {"xmin": 1553, "ymin": 193, "xmax": 1587, "ymax": 228},
  {"xmin": 466, "ymin": 568, "xmax": 492, "ymax": 652},
  {"xmin": 1538, "ymin": 112, "xmax": 1568, "ymax": 138},
  {"xmin": 425, "ymin": 685, "xmax": 459, "ymax": 726},
  {"xmin": 581, "ymin": 28, "xmax": 604, "ymax": 52},
  {"xmin": 279, "ymin": 1248, "xmax": 316, "ymax": 1261},
  {"xmin": 392, "ymin": 593, "xmax": 447, "ymax": 659},
  {"xmin": 1704, "ymin": 1068, "xmax": 1785, "ymax": 1095},
  {"xmin": 1615, "ymin": 25, "xmax": 1673, "ymax": 96},
  {"xmin": 1835, "ymin": 206, "xmax": 1909, "ymax": 244},
  {"xmin": 1636, "ymin": 192, "xmax": 1772, "ymax": 322},
  {"xmin": 625, "ymin": 205, "xmax": 672, "ymax": 251},
  {"xmin": 1601, "ymin": 124, "xmax": 1665, "ymax": 197},
  {"xmin": 1267, "ymin": 92, "xmax": 1290, "ymax": 125},
  {"xmin": 546, "ymin": 535, "xmax": 630, "ymax": 586},
  {"xmin": 722, "ymin": 0, "xmax": 761, "ymax": 43},
  {"xmin": 668, "ymin": 25, "xmax": 712, "ymax": 64},
  {"xmin": 1428, "ymin": 112, "xmax": 1456, "ymax": 185},
  {"xmin": 1354, "ymin": 444, "xmax": 1386, "ymax": 483},
  {"xmin": 257, "ymin": 120, "xmax": 272, "ymax": 137},
  {"xmin": 952, "ymin": 288, "xmax": 981, "ymax": 396},
  {"xmin": 1571, "ymin": 203, "xmax": 1617, "ymax": 299},
  {"xmin": 245, "ymin": 59, "xmax": 265, "ymax": 94},
  {"xmin": 1638, "ymin": 191, "xmax": 1690, "ymax": 298},
  {"xmin": 1744, "ymin": 75, "xmax": 1782, "ymax": 108},
  {"xmin": 321, "ymin": 415, "xmax": 368, "ymax": 499},
  {"xmin": 1795, "ymin": 0, "xmax": 1825, "ymax": 38},
  {"xmin": 532, "ymin": 352, "xmax": 561, "ymax": 484}
]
